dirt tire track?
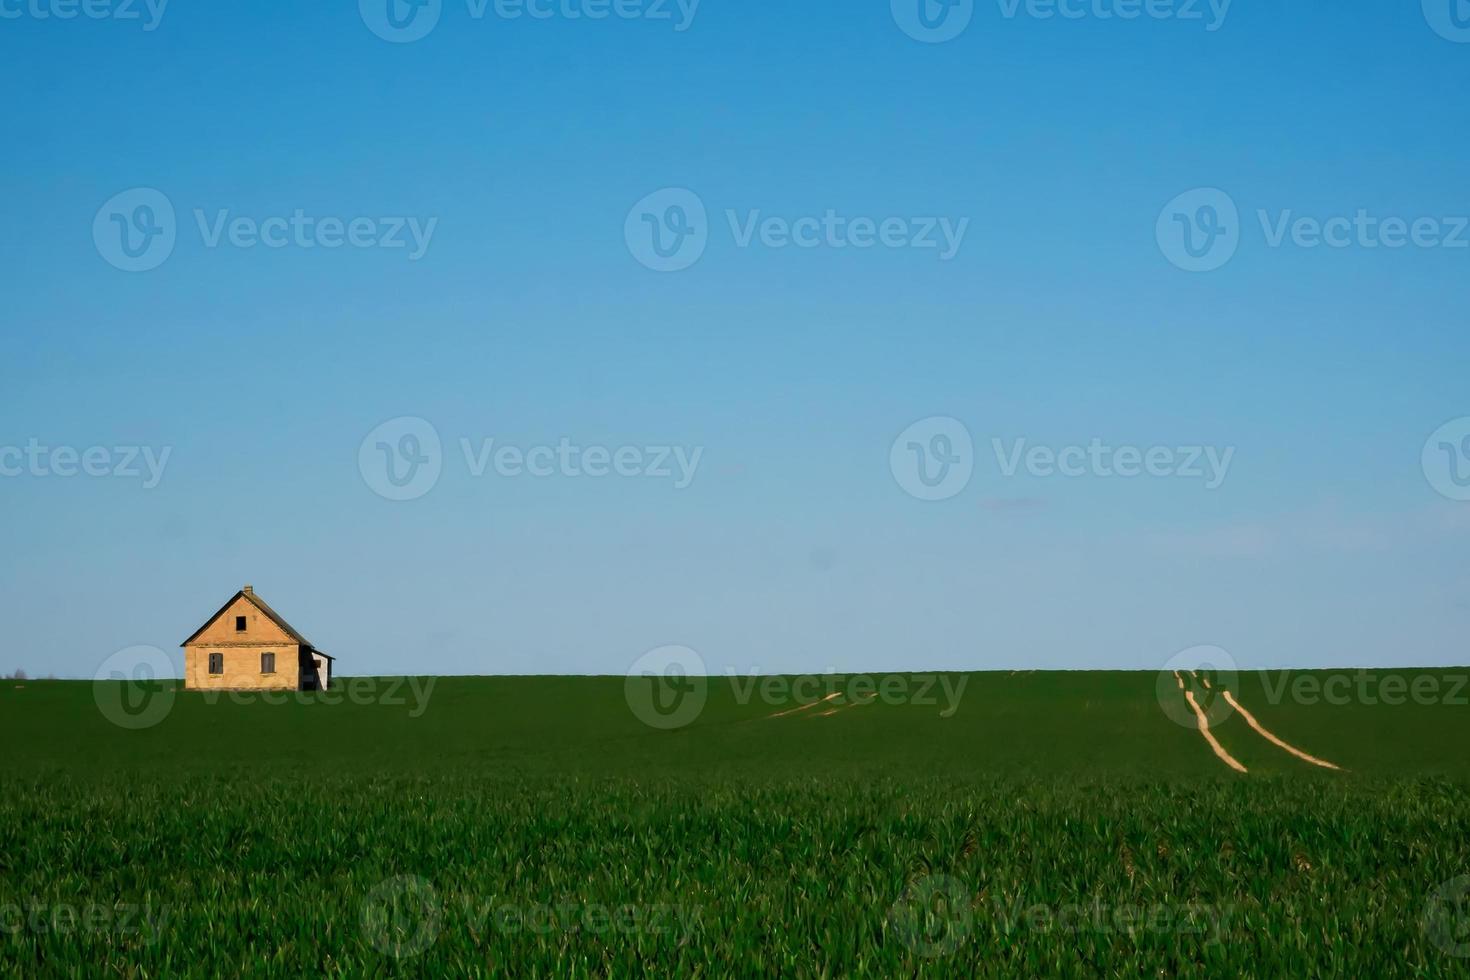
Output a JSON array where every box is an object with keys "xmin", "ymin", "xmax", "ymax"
[
  {"xmin": 812, "ymin": 699, "xmax": 875, "ymax": 719},
  {"xmin": 1176, "ymin": 671, "xmax": 1248, "ymax": 773},
  {"xmin": 766, "ymin": 692, "xmax": 840, "ymax": 719},
  {"xmin": 1221, "ymin": 690, "xmax": 1343, "ymax": 771}
]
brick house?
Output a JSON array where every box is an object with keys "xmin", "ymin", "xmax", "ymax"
[{"xmin": 181, "ymin": 586, "xmax": 334, "ymax": 691}]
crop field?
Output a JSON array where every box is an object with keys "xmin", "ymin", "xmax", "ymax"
[{"xmin": 3, "ymin": 669, "xmax": 1470, "ymax": 976}]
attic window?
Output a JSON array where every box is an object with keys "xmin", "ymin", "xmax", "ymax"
[{"xmin": 235, "ymin": 616, "xmax": 247, "ymax": 632}]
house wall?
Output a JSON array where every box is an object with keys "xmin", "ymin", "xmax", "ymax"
[
  {"xmin": 188, "ymin": 594, "xmax": 294, "ymax": 647},
  {"xmin": 184, "ymin": 594, "xmax": 304, "ymax": 690},
  {"xmin": 310, "ymin": 653, "xmax": 332, "ymax": 690},
  {"xmin": 185, "ymin": 644, "xmax": 303, "ymax": 690}
]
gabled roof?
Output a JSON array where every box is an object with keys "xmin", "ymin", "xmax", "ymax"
[{"xmin": 180, "ymin": 586, "xmax": 321, "ymax": 652}]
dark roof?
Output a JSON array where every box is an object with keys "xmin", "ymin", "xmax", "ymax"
[{"xmin": 180, "ymin": 587, "xmax": 320, "ymax": 651}]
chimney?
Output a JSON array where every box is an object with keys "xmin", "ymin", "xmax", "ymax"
[{"xmin": 243, "ymin": 585, "xmax": 254, "ymax": 594}]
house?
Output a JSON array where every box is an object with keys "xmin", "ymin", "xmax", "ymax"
[{"xmin": 181, "ymin": 585, "xmax": 333, "ymax": 691}]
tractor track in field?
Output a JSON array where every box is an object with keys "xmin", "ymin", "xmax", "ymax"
[
  {"xmin": 766, "ymin": 693, "xmax": 879, "ymax": 720},
  {"xmin": 1173, "ymin": 671, "xmax": 1344, "ymax": 774},
  {"xmin": 811, "ymin": 699, "xmax": 875, "ymax": 719},
  {"xmin": 1220, "ymin": 689, "xmax": 1343, "ymax": 771},
  {"xmin": 765, "ymin": 692, "xmax": 840, "ymax": 719},
  {"xmin": 1176, "ymin": 672, "xmax": 1248, "ymax": 773}
]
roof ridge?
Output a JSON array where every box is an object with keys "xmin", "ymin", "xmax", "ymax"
[
  {"xmin": 179, "ymin": 587, "xmax": 317, "ymax": 650},
  {"xmin": 241, "ymin": 590, "xmax": 315, "ymax": 649}
]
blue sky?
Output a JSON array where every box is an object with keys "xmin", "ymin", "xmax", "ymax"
[{"xmin": 2, "ymin": 1, "xmax": 1468, "ymax": 678}]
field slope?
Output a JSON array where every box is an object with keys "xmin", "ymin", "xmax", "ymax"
[{"xmin": 2, "ymin": 670, "xmax": 1469, "ymax": 976}]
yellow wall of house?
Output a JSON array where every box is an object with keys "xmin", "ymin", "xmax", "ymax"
[
  {"xmin": 185, "ymin": 644, "xmax": 300, "ymax": 690},
  {"xmin": 190, "ymin": 595, "xmax": 295, "ymax": 647},
  {"xmin": 184, "ymin": 595, "xmax": 302, "ymax": 689}
]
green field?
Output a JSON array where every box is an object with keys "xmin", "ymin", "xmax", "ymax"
[{"xmin": 4, "ymin": 669, "xmax": 1470, "ymax": 976}]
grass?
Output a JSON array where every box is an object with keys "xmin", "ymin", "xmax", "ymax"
[{"xmin": 2, "ymin": 669, "xmax": 1470, "ymax": 976}]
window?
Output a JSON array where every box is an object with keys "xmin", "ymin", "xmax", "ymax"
[
  {"xmin": 208, "ymin": 653, "xmax": 223, "ymax": 675},
  {"xmin": 261, "ymin": 652, "xmax": 275, "ymax": 674},
  {"xmin": 235, "ymin": 615, "xmax": 247, "ymax": 632}
]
